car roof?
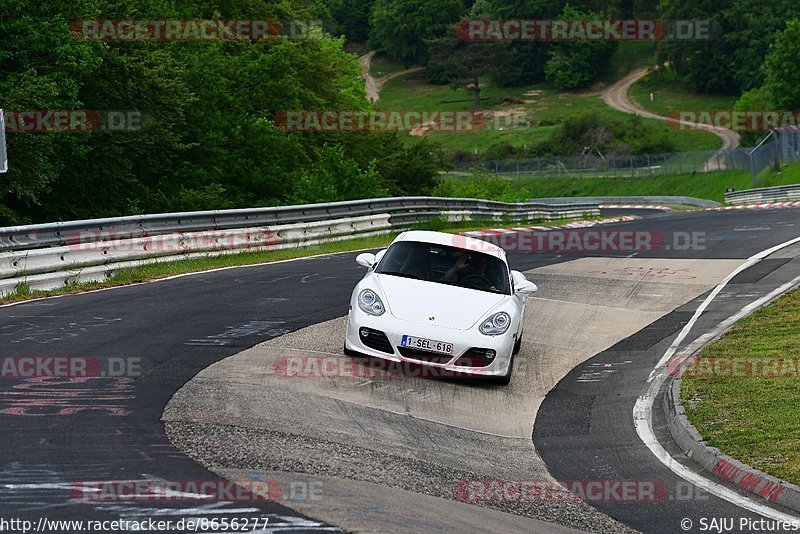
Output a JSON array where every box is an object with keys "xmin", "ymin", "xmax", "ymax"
[{"xmin": 393, "ymin": 230, "xmax": 507, "ymax": 261}]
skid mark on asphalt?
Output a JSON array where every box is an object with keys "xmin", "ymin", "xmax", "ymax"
[
  {"xmin": 185, "ymin": 321, "xmax": 290, "ymax": 347},
  {"xmin": 0, "ymin": 317, "xmax": 121, "ymax": 344},
  {"xmin": 0, "ymin": 464, "xmax": 336, "ymax": 532},
  {"xmin": 589, "ymin": 266, "xmax": 697, "ymax": 279},
  {"xmin": 577, "ymin": 360, "xmax": 632, "ymax": 383},
  {"xmin": 300, "ymin": 273, "xmax": 341, "ymax": 284}
]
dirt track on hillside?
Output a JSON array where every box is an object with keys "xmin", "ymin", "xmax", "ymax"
[
  {"xmin": 359, "ymin": 51, "xmax": 423, "ymax": 103},
  {"xmin": 602, "ymin": 67, "xmax": 740, "ymax": 169}
]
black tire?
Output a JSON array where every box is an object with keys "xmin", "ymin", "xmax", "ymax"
[
  {"xmin": 488, "ymin": 353, "xmax": 514, "ymax": 385},
  {"xmin": 343, "ymin": 342, "xmax": 359, "ymax": 357},
  {"xmin": 513, "ymin": 333, "xmax": 523, "ymax": 355}
]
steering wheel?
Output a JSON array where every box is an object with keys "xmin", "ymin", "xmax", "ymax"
[{"xmin": 459, "ymin": 274, "xmax": 493, "ymax": 290}]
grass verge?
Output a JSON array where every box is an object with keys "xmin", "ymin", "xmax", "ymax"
[
  {"xmin": 629, "ymin": 73, "xmax": 739, "ymax": 119},
  {"xmin": 435, "ymin": 162, "xmax": 800, "ymax": 204},
  {"xmin": 681, "ymin": 286, "xmax": 800, "ymax": 485},
  {"xmin": 379, "ymin": 69, "xmax": 721, "ymax": 156},
  {"xmin": 369, "ymin": 53, "xmax": 408, "ymax": 79},
  {"xmin": 0, "ymin": 215, "xmax": 603, "ymax": 305},
  {"xmin": 380, "ymin": 80, "xmax": 719, "ymax": 155},
  {"xmin": 602, "ymin": 41, "xmax": 657, "ymax": 83}
]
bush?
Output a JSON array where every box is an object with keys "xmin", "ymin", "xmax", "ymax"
[
  {"xmin": 733, "ymin": 86, "xmax": 774, "ymax": 146},
  {"xmin": 544, "ymin": 7, "xmax": 617, "ymax": 90},
  {"xmin": 432, "ymin": 170, "xmax": 529, "ymax": 202},
  {"xmin": 290, "ymin": 145, "xmax": 388, "ymax": 203},
  {"xmin": 547, "ymin": 113, "xmax": 676, "ymax": 156}
]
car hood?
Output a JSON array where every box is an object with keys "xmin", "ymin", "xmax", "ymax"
[{"xmin": 375, "ymin": 274, "xmax": 507, "ymax": 330}]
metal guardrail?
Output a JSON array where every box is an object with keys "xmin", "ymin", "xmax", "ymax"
[
  {"xmin": 527, "ymin": 196, "xmax": 720, "ymax": 209},
  {"xmin": 0, "ymin": 196, "xmax": 600, "ymax": 296},
  {"xmin": 724, "ymin": 183, "xmax": 800, "ymax": 204},
  {"xmin": 0, "ymin": 196, "xmax": 598, "ymax": 252}
]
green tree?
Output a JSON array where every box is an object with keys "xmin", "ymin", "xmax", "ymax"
[
  {"xmin": 368, "ymin": 0, "xmax": 467, "ymax": 66},
  {"xmin": 657, "ymin": 0, "xmax": 797, "ymax": 93},
  {"xmin": 544, "ymin": 6, "xmax": 617, "ymax": 90},
  {"xmin": 0, "ymin": 0, "xmax": 103, "ymax": 223},
  {"xmin": 327, "ymin": 0, "xmax": 376, "ymax": 42},
  {"xmin": 290, "ymin": 144, "xmax": 388, "ymax": 203},
  {"xmin": 426, "ymin": 36, "xmax": 508, "ymax": 110},
  {"xmin": 472, "ymin": 0, "xmax": 560, "ymax": 86},
  {"xmin": 763, "ymin": 19, "xmax": 800, "ymax": 110},
  {"xmin": 0, "ymin": 0, "xmax": 443, "ymax": 223},
  {"xmin": 733, "ymin": 86, "xmax": 773, "ymax": 146}
]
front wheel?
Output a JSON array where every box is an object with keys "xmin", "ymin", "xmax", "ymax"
[
  {"xmin": 343, "ymin": 342, "xmax": 359, "ymax": 357},
  {"xmin": 513, "ymin": 333, "xmax": 523, "ymax": 355}
]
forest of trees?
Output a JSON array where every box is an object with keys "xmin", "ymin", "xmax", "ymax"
[
  {"xmin": 2, "ymin": 0, "xmax": 798, "ymax": 224},
  {"xmin": 1, "ymin": 0, "xmax": 440, "ymax": 225}
]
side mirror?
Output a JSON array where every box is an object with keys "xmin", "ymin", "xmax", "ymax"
[
  {"xmin": 356, "ymin": 252, "xmax": 376, "ymax": 268},
  {"xmin": 511, "ymin": 270, "xmax": 538, "ymax": 295}
]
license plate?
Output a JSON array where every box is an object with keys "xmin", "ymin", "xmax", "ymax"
[{"xmin": 401, "ymin": 335, "xmax": 454, "ymax": 355}]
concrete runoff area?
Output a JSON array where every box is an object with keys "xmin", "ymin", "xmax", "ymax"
[
  {"xmin": 219, "ymin": 469, "xmax": 583, "ymax": 533},
  {"xmin": 164, "ymin": 257, "xmax": 744, "ymax": 533}
]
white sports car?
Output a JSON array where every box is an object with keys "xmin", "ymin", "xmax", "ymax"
[{"xmin": 344, "ymin": 230, "xmax": 537, "ymax": 384}]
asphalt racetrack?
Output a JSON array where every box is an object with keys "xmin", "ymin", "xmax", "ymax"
[{"xmin": 1, "ymin": 207, "xmax": 799, "ymax": 533}]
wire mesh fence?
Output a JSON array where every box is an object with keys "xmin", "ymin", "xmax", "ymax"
[{"xmin": 450, "ymin": 128, "xmax": 800, "ymax": 186}]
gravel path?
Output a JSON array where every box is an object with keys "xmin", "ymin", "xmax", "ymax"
[
  {"xmin": 359, "ymin": 51, "xmax": 423, "ymax": 103},
  {"xmin": 601, "ymin": 67, "xmax": 740, "ymax": 169}
]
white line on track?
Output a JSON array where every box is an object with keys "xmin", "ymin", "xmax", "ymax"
[{"xmin": 634, "ymin": 235, "xmax": 800, "ymax": 521}]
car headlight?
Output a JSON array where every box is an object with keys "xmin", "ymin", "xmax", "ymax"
[
  {"xmin": 479, "ymin": 312, "xmax": 511, "ymax": 336},
  {"xmin": 358, "ymin": 289, "xmax": 385, "ymax": 316}
]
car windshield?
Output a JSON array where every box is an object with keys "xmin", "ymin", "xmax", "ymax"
[{"xmin": 375, "ymin": 240, "xmax": 511, "ymax": 295}]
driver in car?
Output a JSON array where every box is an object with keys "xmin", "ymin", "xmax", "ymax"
[{"xmin": 442, "ymin": 252, "xmax": 489, "ymax": 284}]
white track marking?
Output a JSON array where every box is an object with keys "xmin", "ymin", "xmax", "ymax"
[
  {"xmin": 635, "ymin": 235, "xmax": 800, "ymax": 521},
  {"xmin": 649, "ymin": 236, "xmax": 800, "ymax": 382}
]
